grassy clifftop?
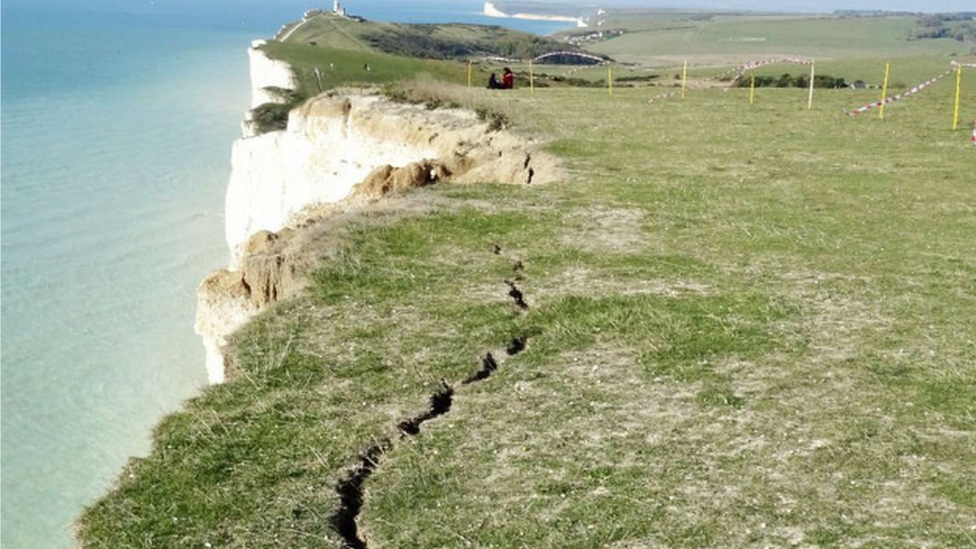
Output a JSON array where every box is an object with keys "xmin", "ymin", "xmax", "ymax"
[
  {"xmin": 259, "ymin": 12, "xmax": 601, "ymax": 99},
  {"xmin": 277, "ymin": 12, "xmax": 582, "ymax": 61},
  {"xmin": 78, "ymin": 13, "xmax": 976, "ymax": 549}
]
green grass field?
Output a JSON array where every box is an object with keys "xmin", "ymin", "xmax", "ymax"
[
  {"xmin": 78, "ymin": 12, "xmax": 976, "ymax": 549},
  {"xmin": 261, "ymin": 39, "xmax": 469, "ymax": 97},
  {"xmin": 586, "ymin": 14, "xmax": 968, "ymax": 68}
]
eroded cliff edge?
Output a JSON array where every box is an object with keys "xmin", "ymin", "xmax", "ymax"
[{"xmin": 196, "ymin": 43, "xmax": 559, "ymax": 383}]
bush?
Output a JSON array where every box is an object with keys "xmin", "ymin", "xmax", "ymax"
[
  {"xmin": 734, "ymin": 72, "xmax": 849, "ymax": 89},
  {"xmin": 249, "ymin": 88, "xmax": 309, "ymax": 135},
  {"xmin": 475, "ymin": 107, "xmax": 509, "ymax": 132},
  {"xmin": 262, "ymin": 86, "xmax": 305, "ymax": 104},
  {"xmin": 615, "ymin": 75, "xmax": 660, "ymax": 83},
  {"xmin": 250, "ymin": 102, "xmax": 294, "ymax": 134}
]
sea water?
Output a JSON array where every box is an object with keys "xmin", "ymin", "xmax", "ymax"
[{"xmin": 0, "ymin": 2, "xmax": 570, "ymax": 547}]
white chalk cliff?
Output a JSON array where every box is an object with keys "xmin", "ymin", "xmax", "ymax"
[
  {"xmin": 483, "ymin": 1, "xmax": 508, "ymax": 18},
  {"xmin": 247, "ymin": 40, "xmax": 298, "ymax": 110},
  {"xmin": 196, "ymin": 42, "xmax": 558, "ymax": 384},
  {"xmin": 483, "ymin": 2, "xmax": 588, "ymax": 27},
  {"xmin": 226, "ymin": 96, "xmax": 442, "ymax": 268}
]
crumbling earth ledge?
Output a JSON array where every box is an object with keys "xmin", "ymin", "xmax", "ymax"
[{"xmin": 197, "ymin": 90, "xmax": 562, "ymax": 384}]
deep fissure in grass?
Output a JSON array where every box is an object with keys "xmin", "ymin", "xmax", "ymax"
[
  {"xmin": 330, "ymin": 254, "xmax": 534, "ymax": 549},
  {"xmin": 397, "ymin": 381, "xmax": 455, "ymax": 436},
  {"xmin": 506, "ymin": 336, "xmax": 528, "ymax": 356},
  {"xmin": 462, "ymin": 353, "xmax": 499, "ymax": 385},
  {"xmin": 332, "ymin": 382, "xmax": 457, "ymax": 548},
  {"xmin": 506, "ymin": 280, "xmax": 529, "ymax": 309},
  {"xmin": 524, "ymin": 154, "xmax": 535, "ymax": 184},
  {"xmin": 332, "ymin": 441, "xmax": 392, "ymax": 549}
]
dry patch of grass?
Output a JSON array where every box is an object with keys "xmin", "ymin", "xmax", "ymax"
[{"xmin": 557, "ymin": 206, "xmax": 649, "ymax": 254}]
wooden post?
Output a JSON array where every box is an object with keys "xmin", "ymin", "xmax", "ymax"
[
  {"xmin": 750, "ymin": 74, "xmax": 756, "ymax": 105},
  {"xmin": 608, "ymin": 65, "xmax": 613, "ymax": 96},
  {"xmin": 314, "ymin": 68, "xmax": 324, "ymax": 91},
  {"xmin": 879, "ymin": 62, "xmax": 890, "ymax": 120},
  {"xmin": 807, "ymin": 62, "xmax": 815, "ymax": 110},
  {"xmin": 467, "ymin": 61, "xmax": 472, "ymax": 90},
  {"xmin": 530, "ymin": 60, "xmax": 535, "ymax": 93},
  {"xmin": 681, "ymin": 60, "xmax": 688, "ymax": 99},
  {"xmin": 953, "ymin": 63, "xmax": 963, "ymax": 130}
]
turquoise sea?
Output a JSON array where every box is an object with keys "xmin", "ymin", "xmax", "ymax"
[{"xmin": 0, "ymin": 2, "xmax": 570, "ymax": 548}]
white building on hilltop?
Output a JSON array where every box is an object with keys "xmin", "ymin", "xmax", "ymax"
[{"xmin": 333, "ymin": 1, "xmax": 347, "ymax": 17}]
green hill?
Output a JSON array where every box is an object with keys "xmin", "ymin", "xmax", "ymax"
[
  {"xmin": 278, "ymin": 12, "xmax": 585, "ymax": 61},
  {"xmin": 259, "ymin": 12, "xmax": 605, "ymax": 99}
]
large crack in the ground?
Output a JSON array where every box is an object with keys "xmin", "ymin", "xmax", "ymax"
[
  {"xmin": 331, "ymin": 441, "xmax": 391, "ymax": 549},
  {"xmin": 506, "ymin": 280, "xmax": 529, "ymax": 310},
  {"xmin": 397, "ymin": 380, "xmax": 454, "ymax": 436},
  {"xmin": 329, "ymin": 251, "xmax": 534, "ymax": 549},
  {"xmin": 462, "ymin": 353, "xmax": 499, "ymax": 385}
]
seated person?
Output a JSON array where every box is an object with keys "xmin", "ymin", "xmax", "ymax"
[{"xmin": 502, "ymin": 67, "xmax": 514, "ymax": 89}]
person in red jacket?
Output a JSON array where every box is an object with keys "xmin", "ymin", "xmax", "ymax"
[{"xmin": 502, "ymin": 67, "xmax": 514, "ymax": 89}]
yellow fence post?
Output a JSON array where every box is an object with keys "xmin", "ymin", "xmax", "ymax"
[
  {"xmin": 879, "ymin": 62, "xmax": 890, "ymax": 120},
  {"xmin": 953, "ymin": 63, "xmax": 962, "ymax": 131},
  {"xmin": 681, "ymin": 60, "xmax": 688, "ymax": 99},
  {"xmin": 808, "ymin": 62, "xmax": 815, "ymax": 110},
  {"xmin": 608, "ymin": 65, "xmax": 613, "ymax": 96},
  {"xmin": 750, "ymin": 74, "xmax": 756, "ymax": 105},
  {"xmin": 530, "ymin": 60, "xmax": 535, "ymax": 94},
  {"xmin": 467, "ymin": 61, "xmax": 472, "ymax": 90}
]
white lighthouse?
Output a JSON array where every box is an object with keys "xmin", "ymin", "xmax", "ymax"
[{"xmin": 333, "ymin": 1, "xmax": 347, "ymax": 17}]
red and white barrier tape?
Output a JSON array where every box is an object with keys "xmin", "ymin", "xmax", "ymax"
[
  {"xmin": 647, "ymin": 57, "xmax": 813, "ymax": 105},
  {"xmin": 712, "ymin": 57, "xmax": 813, "ymax": 83},
  {"xmin": 723, "ymin": 57, "xmax": 814, "ymax": 90},
  {"xmin": 645, "ymin": 58, "xmax": 971, "ymax": 110},
  {"xmin": 846, "ymin": 68, "xmax": 955, "ymax": 116}
]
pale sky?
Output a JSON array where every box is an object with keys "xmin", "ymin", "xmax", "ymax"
[{"xmin": 559, "ymin": 0, "xmax": 974, "ymax": 13}]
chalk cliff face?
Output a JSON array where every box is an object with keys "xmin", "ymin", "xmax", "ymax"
[
  {"xmin": 226, "ymin": 95, "xmax": 444, "ymax": 268},
  {"xmin": 247, "ymin": 40, "xmax": 298, "ymax": 109},
  {"xmin": 196, "ymin": 46, "xmax": 559, "ymax": 384}
]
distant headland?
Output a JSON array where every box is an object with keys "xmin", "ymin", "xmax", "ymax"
[{"xmin": 483, "ymin": 1, "xmax": 589, "ymax": 27}]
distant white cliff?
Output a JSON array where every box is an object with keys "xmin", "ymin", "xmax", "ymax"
[
  {"xmin": 483, "ymin": 1, "xmax": 508, "ymax": 18},
  {"xmin": 483, "ymin": 1, "xmax": 588, "ymax": 27}
]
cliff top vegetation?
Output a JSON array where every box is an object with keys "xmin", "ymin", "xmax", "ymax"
[{"xmin": 78, "ymin": 11, "xmax": 976, "ymax": 549}]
